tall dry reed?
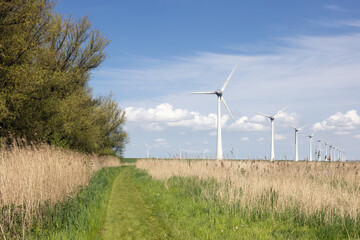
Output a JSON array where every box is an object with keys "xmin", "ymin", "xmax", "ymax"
[
  {"xmin": 0, "ymin": 143, "xmax": 120, "ymax": 238},
  {"xmin": 137, "ymin": 159, "xmax": 360, "ymax": 223}
]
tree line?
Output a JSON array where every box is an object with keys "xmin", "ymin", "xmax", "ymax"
[{"xmin": 0, "ymin": 0, "xmax": 127, "ymax": 156}]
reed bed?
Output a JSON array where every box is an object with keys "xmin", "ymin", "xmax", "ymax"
[
  {"xmin": 0, "ymin": 143, "xmax": 121, "ymax": 239},
  {"xmin": 137, "ymin": 159, "xmax": 360, "ymax": 224}
]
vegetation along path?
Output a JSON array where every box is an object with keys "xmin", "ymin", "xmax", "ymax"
[
  {"xmin": 99, "ymin": 165, "xmax": 351, "ymax": 239},
  {"xmin": 101, "ymin": 166, "xmax": 168, "ymax": 240}
]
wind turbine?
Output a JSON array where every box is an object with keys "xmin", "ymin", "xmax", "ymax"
[
  {"xmin": 256, "ymin": 106, "xmax": 287, "ymax": 161},
  {"xmin": 323, "ymin": 142, "xmax": 328, "ymax": 161},
  {"xmin": 341, "ymin": 150, "xmax": 346, "ymax": 162},
  {"xmin": 288, "ymin": 123, "xmax": 308, "ymax": 161},
  {"xmin": 336, "ymin": 147, "xmax": 341, "ymax": 161},
  {"xmin": 316, "ymin": 140, "xmax": 322, "ymax": 161},
  {"xmin": 305, "ymin": 130, "xmax": 316, "ymax": 161},
  {"xmin": 190, "ymin": 65, "xmax": 237, "ymax": 160},
  {"xmin": 145, "ymin": 143, "xmax": 152, "ymax": 158},
  {"xmin": 329, "ymin": 144, "xmax": 334, "ymax": 161}
]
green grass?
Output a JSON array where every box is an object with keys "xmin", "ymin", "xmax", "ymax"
[
  {"xmin": 26, "ymin": 165, "xmax": 360, "ymax": 239},
  {"xmin": 30, "ymin": 167, "xmax": 121, "ymax": 239},
  {"xmin": 124, "ymin": 167, "xmax": 359, "ymax": 239},
  {"xmin": 101, "ymin": 167, "xmax": 169, "ymax": 239},
  {"xmin": 120, "ymin": 158, "xmax": 138, "ymax": 163}
]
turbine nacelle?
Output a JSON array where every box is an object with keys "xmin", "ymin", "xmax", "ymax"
[{"xmin": 215, "ymin": 90, "xmax": 223, "ymax": 97}]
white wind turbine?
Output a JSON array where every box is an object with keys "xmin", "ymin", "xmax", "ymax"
[
  {"xmin": 323, "ymin": 142, "xmax": 328, "ymax": 161},
  {"xmin": 336, "ymin": 147, "xmax": 340, "ymax": 161},
  {"xmin": 256, "ymin": 106, "xmax": 287, "ymax": 161},
  {"xmin": 316, "ymin": 139, "xmax": 322, "ymax": 161},
  {"xmin": 305, "ymin": 130, "xmax": 316, "ymax": 161},
  {"xmin": 288, "ymin": 123, "xmax": 308, "ymax": 161},
  {"xmin": 329, "ymin": 144, "xmax": 334, "ymax": 161},
  {"xmin": 145, "ymin": 143, "xmax": 152, "ymax": 158},
  {"xmin": 190, "ymin": 65, "xmax": 237, "ymax": 160}
]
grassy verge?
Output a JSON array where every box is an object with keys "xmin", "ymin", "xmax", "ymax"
[
  {"xmin": 128, "ymin": 167, "xmax": 358, "ymax": 239},
  {"xmin": 30, "ymin": 167, "xmax": 121, "ymax": 239}
]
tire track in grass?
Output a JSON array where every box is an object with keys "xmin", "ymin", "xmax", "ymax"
[{"xmin": 101, "ymin": 166, "xmax": 167, "ymax": 240}]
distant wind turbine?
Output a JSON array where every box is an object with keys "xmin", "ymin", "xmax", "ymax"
[
  {"xmin": 316, "ymin": 139, "xmax": 322, "ymax": 161},
  {"xmin": 145, "ymin": 143, "xmax": 152, "ymax": 158},
  {"xmin": 329, "ymin": 144, "xmax": 334, "ymax": 161},
  {"xmin": 190, "ymin": 65, "xmax": 237, "ymax": 160},
  {"xmin": 256, "ymin": 106, "xmax": 287, "ymax": 161},
  {"xmin": 288, "ymin": 123, "xmax": 308, "ymax": 161},
  {"xmin": 305, "ymin": 130, "xmax": 316, "ymax": 161},
  {"xmin": 336, "ymin": 147, "xmax": 340, "ymax": 161},
  {"xmin": 324, "ymin": 142, "xmax": 328, "ymax": 161}
]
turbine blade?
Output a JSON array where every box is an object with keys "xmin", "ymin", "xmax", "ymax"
[
  {"xmin": 221, "ymin": 97, "xmax": 235, "ymax": 122},
  {"xmin": 274, "ymin": 105, "xmax": 288, "ymax": 118},
  {"xmin": 311, "ymin": 129, "xmax": 317, "ymax": 137},
  {"xmin": 298, "ymin": 124, "xmax": 309, "ymax": 131},
  {"xmin": 256, "ymin": 111, "xmax": 272, "ymax": 118},
  {"xmin": 190, "ymin": 91, "xmax": 216, "ymax": 94},
  {"xmin": 221, "ymin": 64, "xmax": 238, "ymax": 92},
  {"xmin": 288, "ymin": 123, "xmax": 297, "ymax": 130}
]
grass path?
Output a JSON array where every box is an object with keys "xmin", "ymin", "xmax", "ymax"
[{"xmin": 101, "ymin": 167, "xmax": 168, "ymax": 240}]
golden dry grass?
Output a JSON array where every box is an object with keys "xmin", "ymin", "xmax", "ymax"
[
  {"xmin": 0, "ymin": 143, "xmax": 121, "ymax": 238},
  {"xmin": 137, "ymin": 159, "xmax": 360, "ymax": 222}
]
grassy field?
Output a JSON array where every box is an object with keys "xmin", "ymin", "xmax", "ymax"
[
  {"xmin": 136, "ymin": 159, "xmax": 360, "ymax": 239},
  {"xmin": 3, "ymin": 154, "xmax": 360, "ymax": 239}
]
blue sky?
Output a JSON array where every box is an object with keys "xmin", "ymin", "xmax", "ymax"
[{"xmin": 57, "ymin": 1, "xmax": 360, "ymax": 160}]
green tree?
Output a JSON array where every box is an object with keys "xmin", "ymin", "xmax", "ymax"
[{"xmin": 0, "ymin": 0, "xmax": 128, "ymax": 156}]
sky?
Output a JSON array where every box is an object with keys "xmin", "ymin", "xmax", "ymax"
[{"xmin": 56, "ymin": 0, "xmax": 360, "ymax": 160}]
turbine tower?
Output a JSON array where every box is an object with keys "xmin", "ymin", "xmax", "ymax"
[
  {"xmin": 256, "ymin": 106, "xmax": 287, "ymax": 161},
  {"xmin": 288, "ymin": 123, "xmax": 308, "ymax": 161},
  {"xmin": 306, "ymin": 130, "xmax": 316, "ymax": 161},
  {"xmin": 145, "ymin": 143, "xmax": 152, "ymax": 158},
  {"xmin": 316, "ymin": 140, "xmax": 322, "ymax": 161},
  {"xmin": 190, "ymin": 65, "xmax": 237, "ymax": 160},
  {"xmin": 336, "ymin": 147, "xmax": 340, "ymax": 161},
  {"xmin": 324, "ymin": 142, "xmax": 328, "ymax": 161},
  {"xmin": 329, "ymin": 144, "xmax": 333, "ymax": 161}
]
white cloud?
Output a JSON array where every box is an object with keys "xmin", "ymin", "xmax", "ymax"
[
  {"xmin": 209, "ymin": 131, "xmax": 217, "ymax": 136},
  {"xmin": 276, "ymin": 111, "xmax": 298, "ymax": 123},
  {"xmin": 250, "ymin": 115, "xmax": 266, "ymax": 123},
  {"xmin": 335, "ymin": 131, "xmax": 351, "ymax": 135},
  {"xmin": 141, "ymin": 122, "xmax": 163, "ymax": 131},
  {"xmin": 257, "ymin": 137, "xmax": 265, "ymax": 142},
  {"xmin": 314, "ymin": 19, "xmax": 360, "ymax": 28},
  {"xmin": 126, "ymin": 103, "xmax": 231, "ymax": 131},
  {"xmin": 154, "ymin": 138, "xmax": 169, "ymax": 148},
  {"xmin": 167, "ymin": 113, "xmax": 229, "ymax": 130},
  {"xmin": 229, "ymin": 116, "xmax": 267, "ymax": 131},
  {"xmin": 241, "ymin": 137, "xmax": 250, "ymax": 142},
  {"xmin": 313, "ymin": 110, "xmax": 360, "ymax": 132},
  {"xmin": 275, "ymin": 134, "xmax": 287, "ymax": 140},
  {"xmin": 324, "ymin": 5, "xmax": 346, "ymax": 12},
  {"xmin": 125, "ymin": 103, "xmax": 190, "ymax": 122},
  {"xmin": 354, "ymin": 134, "xmax": 360, "ymax": 139}
]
